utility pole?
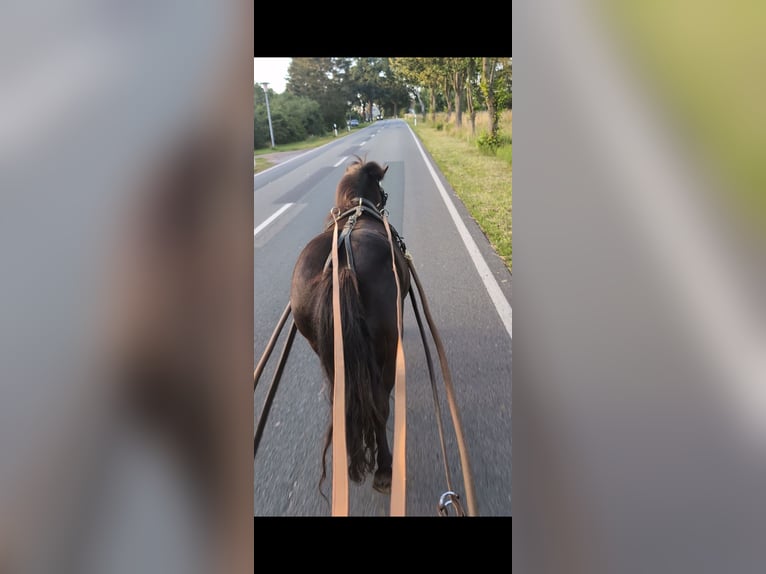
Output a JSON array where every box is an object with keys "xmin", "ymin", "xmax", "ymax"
[{"xmin": 259, "ymin": 82, "xmax": 275, "ymax": 148}]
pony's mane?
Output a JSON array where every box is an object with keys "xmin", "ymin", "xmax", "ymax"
[{"xmin": 336, "ymin": 156, "xmax": 388, "ymax": 209}]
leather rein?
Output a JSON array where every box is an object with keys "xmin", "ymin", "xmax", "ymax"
[{"xmin": 326, "ymin": 195, "xmax": 407, "ymax": 516}]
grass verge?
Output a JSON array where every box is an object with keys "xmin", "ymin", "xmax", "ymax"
[
  {"xmin": 411, "ymin": 118, "xmax": 512, "ymax": 271},
  {"xmin": 254, "ymin": 133, "xmax": 341, "ymax": 173},
  {"xmin": 254, "ymin": 132, "xmax": 346, "ymax": 156}
]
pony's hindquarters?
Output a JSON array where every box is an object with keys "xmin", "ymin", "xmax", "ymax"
[
  {"xmin": 312, "ymin": 266, "xmax": 385, "ymax": 486},
  {"xmin": 290, "ymin": 226, "xmax": 406, "ymax": 495}
]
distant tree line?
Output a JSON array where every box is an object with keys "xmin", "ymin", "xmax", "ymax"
[{"xmin": 254, "ymin": 57, "xmax": 512, "ymax": 150}]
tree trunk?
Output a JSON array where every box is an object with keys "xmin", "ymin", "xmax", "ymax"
[
  {"xmin": 482, "ymin": 57, "xmax": 499, "ymax": 138},
  {"xmin": 454, "ymin": 88, "xmax": 463, "ymax": 128},
  {"xmin": 416, "ymin": 90, "xmax": 426, "ymax": 121},
  {"xmin": 466, "ymin": 59, "xmax": 476, "ymax": 135},
  {"xmin": 444, "ymin": 79, "xmax": 452, "ymax": 123},
  {"xmin": 429, "ymin": 88, "xmax": 437, "ymax": 123},
  {"xmin": 453, "ymin": 69, "xmax": 465, "ymax": 128}
]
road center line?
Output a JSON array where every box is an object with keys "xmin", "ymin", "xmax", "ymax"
[
  {"xmin": 408, "ymin": 125, "xmax": 513, "ymax": 341},
  {"xmin": 334, "ymin": 156, "xmax": 348, "ymax": 168},
  {"xmin": 254, "ymin": 203, "xmax": 294, "ymax": 237}
]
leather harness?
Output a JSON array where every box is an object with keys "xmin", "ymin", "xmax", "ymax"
[
  {"xmin": 326, "ymin": 195, "xmax": 409, "ymax": 516},
  {"xmin": 322, "ymin": 196, "xmax": 407, "ymax": 275},
  {"xmin": 254, "ymin": 192, "xmax": 478, "ymax": 517}
]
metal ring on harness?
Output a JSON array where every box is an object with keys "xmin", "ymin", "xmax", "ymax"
[{"xmin": 438, "ymin": 491, "xmax": 466, "ymax": 517}]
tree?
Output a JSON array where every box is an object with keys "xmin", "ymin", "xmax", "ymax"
[
  {"xmin": 480, "ymin": 57, "xmax": 512, "ymax": 140},
  {"xmin": 444, "ymin": 58, "xmax": 473, "ymax": 128},
  {"xmin": 270, "ymin": 92, "xmax": 324, "ymax": 141},
  {"xmin": 286, "ymin": 58, "xmax": 350, "ymax": 131},
  {"xmin": 376, "ymin": 59, "xmax": 411, "ymax": 117},
  {"xmin": 464, "ymin": 58, "xmax": 480, "ymax": 135},
  {"xmin": 349, "ymin": 58, "xmax": 387, "ymax": 122},
  {"xmin": 253, "ymin": 86, "xmax": 324, "ymax": 148},
  {"xmin": 389, "ymin": 57, "xmax": 445, "ymax": 122},
  {"xmin": 500, "ymin": 57, "xmax": 512, "ymax": 110},
  {"xmin": 442, "ymin": 74, "xmax": 453, "ymax": 121}
]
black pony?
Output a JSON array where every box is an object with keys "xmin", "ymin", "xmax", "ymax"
[{"xmin": 289, "ymin": 157, "xmax": 410, "ymax": 494}]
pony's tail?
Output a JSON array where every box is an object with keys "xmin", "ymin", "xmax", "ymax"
[{"xmin": 316, "ymin": 267, "xmax": 383, "ymax": 494}]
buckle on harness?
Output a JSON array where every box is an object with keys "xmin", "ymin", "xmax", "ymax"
[{"xmin": 438, "ymin": 491, "xmax": 466, "ymax": 517}]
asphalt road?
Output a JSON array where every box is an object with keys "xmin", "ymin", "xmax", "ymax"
[{"xmin": 253, "ymin": 119, "xmax": 512, "ymax": 516}]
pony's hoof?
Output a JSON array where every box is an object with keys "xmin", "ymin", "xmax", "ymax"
[{"xmin": 373, "ymin": 469, "xmax": 391, "ymax": 494}]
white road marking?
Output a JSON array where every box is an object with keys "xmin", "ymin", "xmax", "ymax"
[
  {"xmin": 334, "ymin": 156, "xmax": 348, "ymax": 168},
  {"xmin": 359, "ymin": 140, "xmax": 367, "ymax": 146},
  {"xmin": 408, "ymin": 125, "xmax": 513, "ymax": 341},
  {"xmin": 254, "ymin": 203, "xmax": 294, "ymax": 237}
]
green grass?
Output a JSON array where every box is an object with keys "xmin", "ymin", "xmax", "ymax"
[
  {"xmin": 411, "ymin": 118, "xmax": 512, "ymax": 271},
  {"xmin": 253, "ymin": 156, "xmax": 273, "ymax": 173},
  {"xmin": 496, "ymin": 143, "xmax": 512, "ymax": 165}
]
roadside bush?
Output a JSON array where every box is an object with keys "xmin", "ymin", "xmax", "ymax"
[
  {"xmin": 477, "ymin": 132, "xmax": 501, "ymax": 155},
  {"xmin": 254, "ymin": 88, "xmax": 325, "ymax": 147}
]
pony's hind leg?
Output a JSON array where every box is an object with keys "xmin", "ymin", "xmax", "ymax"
[
  {"xmin": 372, "ymin": 364, "xmax": 394, "ymax": 494},
  {"xmin": 373, "ymin": 422, "xmax": 392, "ymax": 493}
]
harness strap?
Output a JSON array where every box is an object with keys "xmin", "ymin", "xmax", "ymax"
[
  {"xmin": 330, "ymin": 213, "xmax": 349, "ymax": 516},
  {"xmin": 323, "ymin": 198, "xmax": 407, "ymax": 274},
  {"xmin": 383, "ymin": 214, "xmax": 408, "ymax": 516},
  {"xmin": 407, "ymin": 259, "xmax": 478, "ymax": 516},
  {"xmin": 323, "ymin": 205, "xmax": 362, "ymax": 273},
  {"xmin": 253, "ymin": 302, "xmax": 292, "ymax": 392},
  {"xmin": 254, "ymin": 319, "xmax": 297, "ymax": 460},
  {"xmin": 407, "ymin": 286, "xmax": 455, "ymax": 493},
  {"xmin": 343, "ymin": 226, "xmax": 354, "ymax": 271},
  {"xmin": 408, "ymin": 283, "xmax": 468, "ymax": 516},
  {"xmin": 324, "ymin": 198, "xmax": 384, "ymax": 229}
]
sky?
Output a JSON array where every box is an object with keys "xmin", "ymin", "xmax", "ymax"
[{"xmin": 253, "ymin": 58, "xmax": 291, "ymax": 94}]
